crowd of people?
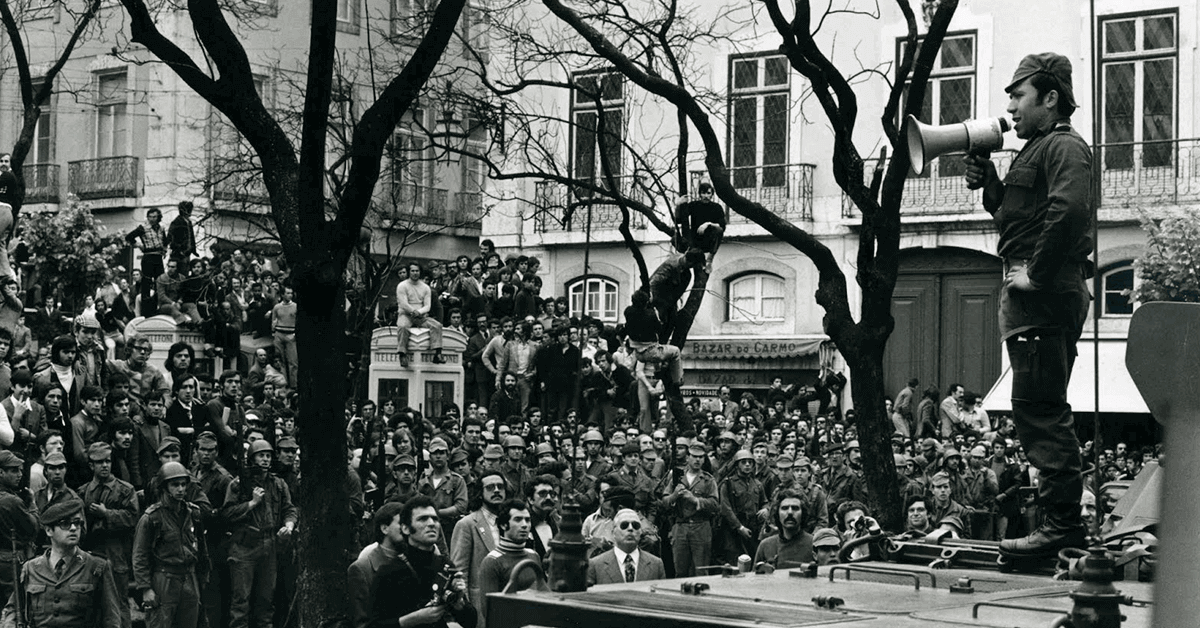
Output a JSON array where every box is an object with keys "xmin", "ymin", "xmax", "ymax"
[{"xmin": 0, "ymin": 201, "xmax": 1158, "ymax": 628}]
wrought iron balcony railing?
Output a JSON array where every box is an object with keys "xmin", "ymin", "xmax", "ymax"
[
  {"xmin": 67, "ymin": 156, "xmax": 140, "ymax": 200},
  {"xmin": 453, "ymin": 191, "xmax": 483, "ymax": 228},
  {"xmin": 841, "ymin": 150, "xmax": 1017, "ymax": 217},
  {"xmin": 534, "ymin": 176, "xmax": 648, "ymax": 232},
  {"xmin": 690, "ymin": 163, "xmax": 816, "ymax": 223},
  {"xmin": 22, "ymin": 163, "xmax": 60, "ymax": 204},
  {"xmin": 392, "ymin": 183, "xmax": 449, "ymax": 225}
]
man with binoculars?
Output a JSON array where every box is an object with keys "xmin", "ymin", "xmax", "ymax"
[{"xmin": 963, "ymin": 52, "xmax": 1093, "ymax": 558}]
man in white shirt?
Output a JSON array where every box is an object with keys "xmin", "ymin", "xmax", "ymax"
[
  {"xmin": 395, "ymin": 262, "xmax": 445, "ymax": 367},
  {"xmin": 587, "ymin": 508, "xmax": 665, "ymax": 585}
]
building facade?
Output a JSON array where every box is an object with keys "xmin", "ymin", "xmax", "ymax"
[{"xmin": 480, "ymin": 0, "xmax": 1196, "ymax": 430}]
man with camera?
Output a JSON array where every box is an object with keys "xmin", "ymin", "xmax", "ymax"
[{"xmin": 964, "ymin": 52, "xmax": 1092, "ymax": 557}]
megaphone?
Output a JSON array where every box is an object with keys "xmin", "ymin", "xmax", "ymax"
[{"xmin": 905, "ymin": 114, "xmax": 1010, "ymax": 175}]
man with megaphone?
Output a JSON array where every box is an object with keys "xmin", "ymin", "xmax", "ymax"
[{"xmin": 962, "ymin": 52, "xmax": 1093, "ymax": 559}]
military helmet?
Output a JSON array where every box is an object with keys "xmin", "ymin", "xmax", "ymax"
[
  {"xmin": 249, "ymin": 440, "xmax": 274, "ymax": 455},
  {"xmin": 159, "ymin": 461, "xmax": 190, "ymax": 483}
]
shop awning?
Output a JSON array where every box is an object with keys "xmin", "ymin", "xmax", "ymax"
[
  {"xmin": 684, "ymin": 336, "xmax": 827, "ymax": 361},
  {"xmin": 982, "ymin": 339, "xmax": 1150, "ymax": 414}
]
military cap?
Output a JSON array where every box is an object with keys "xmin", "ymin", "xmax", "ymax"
[
  {"xmin": 970, "ymin": 445, "xmax": 988, "ymax": 458},
  {"xmin": 1006, "ymin": 52, "xmax": 1078, "ymax": 107},
  {"xmin": 774, "ymin": 455, "xmax": 794, "ymax": 470},
  {"xmin": 582, "ymin": 430, "xmax": 605, "ymax": 444},
  {"xmin": 943, "ymin": 447, "xmax": 962, "ymax": 460},
  {"xmin": 86, "ymin": 442, "xmax": 112, "ymax": 461},
  {"xmin": 687, "ymin": 443, "xmax": 707, "ymax": 457},
  {"xmin": 483, "ymin": 444, "xmax": 504, "ymax": 460},
  {"xmin": 0, "ymin": 451, "xmax": 21, "ymax": 468},
  {"xmin": 391, "ymin": 454, "xmax": 417, "ymax": 468},
  {"xmin": 44, "ymin": 452, "xmax": 68, "ymax": 467},
  {"xmin": 277, "ymin": 436, "xmax": 299, "ymax": 450},
  {"xmin": 718, "ymin": 431, "xmax": 737, "ymax": 443},
  {"xmin": 39, "ymin": 499, "xmax": 84, "ymax": 528},
  {"xmin": 197, "ymin": 431, "xmax": 219, "ymax": 446},
  {"xmin": 384, "ymin": 442, "xmax": 398, "ymax": 457},
  {"xmin": 824, "ymin": 442, "xmax": 844, "ymax": 455},
  {"xmin": 845, "ymin": 440, "xmax": 860, "ymax": 451},
  {"xmin": 894, "ymin": 453, "xmax": 910, "ymax": 466},
  {"xmin": 793, "ymin": 456, "xmax": 812, "ymax": 469},
  {"xmin": 503, "ymin": 435, "xmax": 525, "ymax": 449},
  {"xmin": 732, "ymin": 449, "xmax": 754, "ymax": 463},
  {"xmin": 156, "ymin": 436, "xmax": 182, "ymax": 455},
  {"xmin": 534, "ymin": 443, "xmax": 555, "ymax": 457},
  {"xmin": 620, "ymin": 443, "xmax": 640, "ymax": 456},
  {"xmin": 609, "ymin": 432, "xmax": 627, "ymax": 446},
  {"xmin": 428, "ymin": 437, "xmax": 449, "ymax": 452},
  {"xmin": 640, "ymin": 448, "xmax": 658, "ymax": 459},
  {"xmin": 812, "ymin": 528, "xmax": 842, "ymax": 548},
  {"xmin": 449, "ymin": 449, "xmax": 470, "ymax": 465},
  {"xmin": 930, "ymin": 470, "xmax": 951, "ymax": 484},
  {"xmin": 675, "ymin": 436, "xmax": 691, "ymax": 447},
  {"xmin": 921, "ymin": 438, "xmax": 940, "ymax": 451},
  {"xmin": 602, "ymin": 486, "xmax": 635, "ymax": 509}
]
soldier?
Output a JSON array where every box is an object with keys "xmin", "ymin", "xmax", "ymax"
[
  {"xmin": 612, "ymin": 443, "xmax": 656, "ymax": 517},
  {"xmin": 581, "ymin": 430, "xmax": 610, "ymax": 478},
  {"xmin": 273, "ymin": 436, "xmax": 300, "ymax": 628},
  {"xmin": 80, "ymin": 442, "xmax": 139, "ymax": 628},
  {"xmin": 142, "ymin": 438, "xmax": 214, "ymax": 516},
  {"xmin": 383, "ymin": 454, "xmax": 418, "ymax": 505},
  {"xmin": 191, "ymin": 431, "xmax": 232, "ymax": 628},
  {"xmin": 563, "ymin": 449, "xmax": 598, "ymax": 515},
  {"xmin": 33, "ymin": 451, "xmax": 78, "ymax": 514},
  {"xmin": 221, "ymin": 439, "xmax": 297, "ymax": 628},
  {"xmin": 658, "ymin": 442, "xmax": 718, "ymax": 578},
  {"xmin": 927, "ymin": 471, "xmax": 970, "ymax": 533},
  {"xmin": 0, "ymin": 499, "xmax": 123, "ymax": 628},
  {"xmin": 499, "ymin": 435, "xmax": 531, "ymax": 499},
  {"xmin": 964, "ymin": 445, "xmax": 1000, "ymax": 540},
  {"xmin": 133, "ymin": 462, "xmax": 209, "ymax": 628},
  {"xmin": 416, "ymin": 437, "xmax": 468, "ymax": 554},
  {"xmin": 718, "ymin": 449, "xmax": 766, "ymax": 564},
  {"xmin": 774, "ymin": 456, "xmax": 827, "ymax": 534},
  {"xmin": 709, "ymin": 431, "xmax": 738, "ymax": 481},
  {"xmin": 821, "ymin": 443, "xmax": 857, "ymax": 527},
  {"xmin": 0, "ymin": 451, "xmax": 36, "ymax": 609}
]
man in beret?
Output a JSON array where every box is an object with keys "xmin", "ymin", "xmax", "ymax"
[
  {"xmin": 0, "ymin": 451, "xmax": 36, "ymax": 608},
  {"xmin": 1, "ymin": 499, "xmax": 123, "ymax": 627},
  {"xmin": 80, "ymin": 442, "xmax": 139, "ymax": 628},
  {"xmin": 658, "ymin": 443, "xmax": 718, "ymax": 577},
  {"xmin": 965, "ymin": 51, "xmax": 1091, "ymax": 557},
  {"xmin": 417, "ymin": 436, "xmax": 468, "ymax": 551}
]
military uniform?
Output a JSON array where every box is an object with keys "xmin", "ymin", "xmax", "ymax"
[
  {"xmin": 658, "ymin": 446, "xmax": 719, "ymax": 578},
  {"xmin": 80, "ymin": 468, "xmax": 139, "ymax": 628},
  {"xmin": 499, "ymin": 460, "xmax": 531, "ymax": 500},
  {"xmin": 133, "ymin": 495, "xmax": 210, "ymax": 628},
  {"xmin": 564, "ymin": 472, "xmax": 598, "ymax": 515},
  {"xmin": 0, "ymin": 484, "xmax": 38, "ymax": 611},
  {"xmin": 193, "ymin": 457, "xmax": 233, "ymax": 628},
  {"xmin": 221, "ymin": 466, "xmax": 297, "ymax": 628},
  {"xmin": 718, "ymin": 471, "xmax": 766, "ymax": 564},
  {"xmin": 1, "ymin": 547, "xmax": 123, "ymax": 628}
]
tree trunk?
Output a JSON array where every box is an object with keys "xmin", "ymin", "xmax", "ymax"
[
  {"xmin": 844, "ymin": 347, "xmax": 902, "ymax": 530},
  {"xmin": 294, "ymin": 271, "xmax": 355, "ymax": 627}
]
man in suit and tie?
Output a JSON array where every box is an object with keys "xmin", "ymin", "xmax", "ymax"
[
  {"xmin": 451, "ymin": 469, "xmax": 507, "ymax": 626},
  {"xmin": 587, "ymin": 508, "xmax": 666, "ymax": 585}
]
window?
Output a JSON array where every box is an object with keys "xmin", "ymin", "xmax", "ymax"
[
  {"xmin": 1101, "ymin": 262, "xmax": 1136, "ymax": 316},
  {"xmin": 728, "ymin": 53, "xmax": 789, "ymax": 189},
  {"xmin": 31, "ymin": 79, "xmax": 54, "ymax": 164},
  {"xmin": 1100, "ymin": 12, "xmax": 1176, "ymax": 169},
  {"xmin": 95, "ymin": 71, "xmax": 128, "ymax": 158},
  {"xmin": 727, "ymin": 273, "xmax": 785, "ymax": 323},
  {"xmin": 898, "ymin": 32, "xmax": 976, "ymax": 177},
  {"xmin": 392, "ymin": 0, "xmax": 427, "ymax": 36},
  {"xmin": 568, "ymin": 277, "xmax": 619, "ymax": 322},
  {"xmin": 336, "ymin": 0, "xmax": 360, "ymax": 34},
  {"xmin": 571, "ymin": 70, "xmax": 624, "ymax": 188}
]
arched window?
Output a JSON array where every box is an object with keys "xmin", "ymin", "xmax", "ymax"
[
  {"xmin": 568, "ymin": 277, "xmax": 619, "ymax": 322},
  {"xmin": 727, "ymin": 273, "xmax": 785, "ymax": 322},
  {"xmin": 1101, "ymin": 262, "xmax": 1136, "ymax": 316}
]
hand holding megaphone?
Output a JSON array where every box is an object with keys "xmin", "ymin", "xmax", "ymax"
[
  {"xmin": 963, "ymin": 154, "xmax": 998, "ymax": 191},
  {"xmin": 905, "ymin": 114, "xmax": 1010, "ymax": 177}
]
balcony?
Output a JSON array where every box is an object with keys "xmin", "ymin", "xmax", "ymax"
[
  {"xmin": 534, "ymin": 176, "xmax": 648, "ymax": 232},
  {"xmin": 453, "ymin": 191, "xmax": 484, "ymax": 228},
  {"xmin": 22, "ymin": 164, "xmax": 60, "ymax": 204},
  {"xmin": 691, "ymin": 163, "xmax": 816, "ymax": 223},
  {"xmin": 842, "ymin": 138, "xmax": 1200, "ymax": 219},
  {"xmin": 212, "ymin": 169, "xmax": 270, "ymax": 214},
  {"xmin": 841, "ymin": 150, "xmax": 1017, "ymax": 217},
  {"xmin": 67, "ymin": 156, "xmax": 141, "ymax": 200},
  {"xmin": 393, "ymin": 184, "xmax": 449, "ymax": 225}
]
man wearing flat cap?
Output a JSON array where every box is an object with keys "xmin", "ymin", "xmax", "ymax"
[
  {"xmin": 1, "ymin": 499, "xmax": 123, "ymax": 627},
  {"xmin": 0, "ymin": 451, "xmax": 36, "ymax": 610},
  {"xmin": 33, "ymin": 452, "xmax": 78, "ymax": 549},
  {"xmin": 80, "ymin": 442, "xmax": 139, "ymax": 628},
  {"xmin": 965, "ymin": 51, "xmax": 1092, "ymax": 557},
  {"xmin": 657, "ymin": 442, "xmax": 718, "ymax": 577}
]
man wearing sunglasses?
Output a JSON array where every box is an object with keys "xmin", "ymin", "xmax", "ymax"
[{"xmin": 587, "ymin": 508, "xmax": 665, "ymax": 585}]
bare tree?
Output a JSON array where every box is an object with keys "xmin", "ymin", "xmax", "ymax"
[
  {"xmin": 532, "ymin": 0, "xmax": 961, "ymax": 529},
  {"xmin": 112, "ymin": 0, "xmax": 468, "ymax": 623}
]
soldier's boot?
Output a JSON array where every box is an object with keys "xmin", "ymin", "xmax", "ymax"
[{"xmin": 999, "ymin": 503, "xmax": 1086, "ymax": 557}]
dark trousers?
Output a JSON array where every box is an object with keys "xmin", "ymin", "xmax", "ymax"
[
  {"xmin": 1006, "ymin": 331, "xmax": 1083, "ymax": 523},
  {"xmin": 228, "ymin": 538, "xmax": 277, "ymax": 628},
  {"xmin": 670, "ymin": 521, "xmax": 712, "ymax": 578},
  {"xmin": 150, "ymin": 570, "xmax": 201, "ymax": 628},
  {"xmin": 202, "ymin": 537, "xmax": 231, "ymax": 628},
  {"xmin": 544, "ymin": 385, "xmax": 577, "ymax": 424}
]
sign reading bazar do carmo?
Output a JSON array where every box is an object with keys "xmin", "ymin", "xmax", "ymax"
[{"xmin": 684, "ymin": 338, "xmax": 823, "ymax": 360}]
